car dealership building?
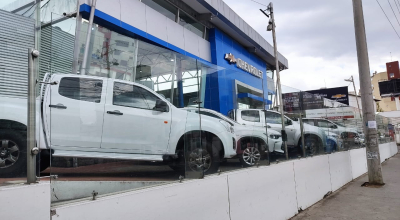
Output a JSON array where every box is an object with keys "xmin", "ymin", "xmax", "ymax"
[
  {"xmin": 72, "ymin": 0, "xmax": 288, "ymax": 114},
  {"xmin": 2, "ymin": 0, "xmax": 288, "ymax": 115}
]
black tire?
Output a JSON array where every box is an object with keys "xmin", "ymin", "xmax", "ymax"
[
  {"xmin": 305, "ymin": 135, "xmax": 321, "ymax": 156},
  {"xmin": 186, "ymin": 142, "xmax": 220, "ymax": 175},
  {"xmin": 0, "ymin": 129, "xmax": 27, "ymax": 178},
  {"xmin": 183, "ymin": 133, "xmax": 220, "ymax": 175}
]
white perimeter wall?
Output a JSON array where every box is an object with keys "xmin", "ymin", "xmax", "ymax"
[
  {"xmin": 0, "ymin": 182, "xmax": 50, "ymax": 219},
  {"xmin": 4, "ymin": 143, "xmax": 397, "ymax": 220}
]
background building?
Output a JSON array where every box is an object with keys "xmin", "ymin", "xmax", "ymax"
[{"xmin": 371, "ymin": 61, "xmax": 400, "ymax": 111}]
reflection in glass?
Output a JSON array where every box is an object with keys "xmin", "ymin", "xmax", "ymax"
[
  {"xmin": 141, "ymin": 0, "xmax": 177, "ymax": 21},
  {"xmin": 179, "ymin": 11, "xmax": 205, "ymax": 38}
]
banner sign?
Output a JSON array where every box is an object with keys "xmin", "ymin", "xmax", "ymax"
[
  {"xmin": 282, "ymin": 86, "xmax": 349, "ymax": 112},
  {"xmin": 305, "ymin": 86, "xmax": 349, "ymax": 106}
]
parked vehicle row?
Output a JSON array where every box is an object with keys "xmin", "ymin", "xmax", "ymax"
[
  {"xmin": 227, "ymin": 109, "xmax": 364, "ymax": 154},
  {"xmin": 0, "ymin": 73, "xmax": 284, "ymax": 177},
  {"xmin": 0, "ymin": 73, "xmax": 366, "ymax": 177},
  {"xmin": 228, "ymin": 109, "xmax": 327, "ymax": 155}
]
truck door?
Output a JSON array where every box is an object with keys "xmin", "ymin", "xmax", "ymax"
[
  {"xmin": 101, "ymin": 81, "xmax": 171, "ymax": 154},
  {"xmin": 265, "ymin": 111, "xmax": 296, "ymax": 145},
  {"xmin": 48, "ymin": 75, "xmax": 106, "ymax": 149}
]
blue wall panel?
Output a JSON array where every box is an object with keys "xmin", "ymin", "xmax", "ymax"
[{"xmin": 206, "ymin": 28, "xmax": 269, "ymax": 115}]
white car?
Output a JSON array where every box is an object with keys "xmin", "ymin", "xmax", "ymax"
[
  {"xmin": 0, "ymin": 73, "xmax": 237, "ymax": 177},
  {"xmin": 303, "ymin": 118, "xmax": 362, "ymax": 149},
  {"xmin": 227, "ymin": 109, "xmax": 327, "ymax": 155},
  {"xmin": 302, "ymin": 118, "xmax": 359, "ymax": 136},
  {"xmin": 184, "ymin": 108, "xmax": 283, "ymax": 166}
]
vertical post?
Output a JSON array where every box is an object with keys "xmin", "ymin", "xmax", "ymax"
[
  {"xmin": 72, "ymin": 2, "xmax": 82, "ymax": 74},
  {"xmin": 177, "ymin": 60, "xmax": 184, "ymax": 108},
  {"xmin": 269, "ymin": 3, "xmax": 288, "ymax": 160},
  {"xmin": 351, "ymin": 76, "xmax": 362, "ymax": 118},
  {"xmin": 352, "ymin": 0, "xmax": 383, "ymax": 184},
  {"xmin": 261, "ymin": 71, "xmax": 270, "ymax": 164},
  {"xmin": 170, "ymin": 53, "xmax": 176, "ymax": 103},
  {"xmin": 27, "ymin": 49, "xmax": 40, "ymax": 184},
  {"xmin": 131, "ymin": 39, "xmax": 139, "ymax": 82},
  {"xmin": 80, "ymin": 0, "xmax": 97, "ymax": 75}
]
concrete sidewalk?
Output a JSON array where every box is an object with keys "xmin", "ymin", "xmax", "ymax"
[{"xmin": 291, "ymin": 150, "xmax": 400, "ymax": 220}]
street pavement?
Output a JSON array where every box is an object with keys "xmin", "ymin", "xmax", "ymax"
[{"xmin": 291, "ymin": 147, "xmax": 400, "ymax": 220}]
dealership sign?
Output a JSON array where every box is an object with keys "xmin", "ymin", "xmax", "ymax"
[{"xmin": 224, "ymin": 53, "xmax": 263, "ymax": 78}]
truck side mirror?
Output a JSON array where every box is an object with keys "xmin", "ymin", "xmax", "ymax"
[{"xmin": 153, "ymin": 100, "xmax": 169, "ymax": 112}]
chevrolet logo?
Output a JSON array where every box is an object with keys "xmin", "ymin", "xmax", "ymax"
[
  {"xmin": 331, "ymin": 94, "xmax": 346, "ymax": 99},
  {"xmin": 224, "ymin": 53, "xmax": 237, "ymax": 64}
]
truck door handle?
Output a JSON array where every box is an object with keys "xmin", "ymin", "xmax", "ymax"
[
  {"xmin": 107, "ymin": 110, "xmax": 123, "ymax": 115},
  {"xmin": 49, "ymin": 104, "xmax": 67, "ymax": 109}
]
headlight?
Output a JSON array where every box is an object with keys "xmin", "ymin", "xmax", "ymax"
[
  {"xmin": 269, "ymin": 134, "xmax": 281, "ymax": 139},
  {"xmin": 219, "ymin": 120, "xmax": 234, "ymax": 133}
]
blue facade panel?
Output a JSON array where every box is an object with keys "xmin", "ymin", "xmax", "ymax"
[{"xmin": 206, "ymin": 28, "xmax": 269, "ymax": 115}]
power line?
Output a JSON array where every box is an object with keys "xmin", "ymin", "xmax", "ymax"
[
  {"xmin": 376, "ymin": 0, "xmax": 400, "ymax": 40},
  {"xmin": 394, "ymin": 0, "xmax": 400, "ymax": 16},
  {"xmin": 387, "ymin": 0, "xmax": 400, "ymax": 27},
  {"xmin": 249, "ymin": 0, "xmax": 269, "ymax": 8}
]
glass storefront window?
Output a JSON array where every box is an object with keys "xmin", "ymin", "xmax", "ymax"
[
  {"xmin": 76, "ymin": 22, "xmax": 212, "ymax": 108},
  {"xmin": 142, "ymin": 0, "xmax": 177, "ymax": 21},
  {"xmin": 179, "ymin": 11, "xmax": 205, "ymax": 38}
]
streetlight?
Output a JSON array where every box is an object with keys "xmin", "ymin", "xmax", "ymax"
[{"xmin": 345, "ymin": 75, "xmax": 362, "ymax": 118}]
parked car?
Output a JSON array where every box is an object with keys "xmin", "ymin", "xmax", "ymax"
[
  {"xmin": 227, "ymin": 109, "xmax": 327, "ymax": 155},
  {"xmin": 184, "ymin": 108, "xmax": 283, "ymax": 167},
  {"xmin": 0, "ymin": 73, "xmax": 237, "ymax": 177},
  {"xmin": 303, "ymin": 118, "xmax": 362, "ymax": 149}
]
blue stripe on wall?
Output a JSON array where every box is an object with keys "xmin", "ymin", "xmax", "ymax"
[{"xmin": 79, "ymin": 4, "xmax": 210, "ymax": 64}]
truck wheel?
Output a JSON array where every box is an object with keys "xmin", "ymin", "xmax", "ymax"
[
  {"xmin": 305, "ymin": 135, "xmax": 320, "ymax": 156},
  {"xmin": 187, "ymin": 146, "xmax": 219, "ymax": 175},
  {"xmin": 0, "ymin": 130, "xmax": 27, "ymax": 177},
  {"xmin": 239, "ymin": 147, "xmax": 261, "ymax": 167}
]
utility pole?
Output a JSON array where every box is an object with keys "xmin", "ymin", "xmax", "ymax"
[
  {"xmin": 345, "ymin": 75, "xmax": 362, "ymax": 118},
  {"xmin": 352, "ymin": 0, "xmax": 383, "ymax": 185},
  {"xmin": 260, "ymin": 3, "xmax": 288, "ymax": 160}
]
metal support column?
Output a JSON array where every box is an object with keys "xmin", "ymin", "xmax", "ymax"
[
  {"xmin": 80, "ymin": 0, "xmax": 97, "ymax": 75},
  {"xmin": 131, "ymin": 39, "xmax": 139, "ymax": 82},
  {"xmin": 27, "ymin": 49, "xmax": 40, "ymax": 184},
  {"xmin": 170, "ymin": 54, "xmax": 177, "ymax": 103}
]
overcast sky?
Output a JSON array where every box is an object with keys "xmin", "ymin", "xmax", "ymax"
[
  {"xmin": 223, "ymin": 0, "xmax": 400, "ymax": 92},
  {"xmin": 1, "ymin": 0, "xmax": 398, "ymax": 93}
]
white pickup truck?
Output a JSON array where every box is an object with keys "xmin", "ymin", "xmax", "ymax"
[
  {"xmin": 227, "ymin": 109, "xmax": 327, "ymax": 155},
  {"xmin": 0, "ymin": 73, "xmax": 237, "ymax": 177}
]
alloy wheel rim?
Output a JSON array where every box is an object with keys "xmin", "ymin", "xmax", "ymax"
[
  {"xmin": 0, "ymin": 139, "xmax": 19, "ymax": 168},
  {"xmin": 188, "ymin": 149, "xmax": 212, "ymax": 172},
  {"xmin": 242, "ymin": 147, "xmax": 261, "ymax": 166}
]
